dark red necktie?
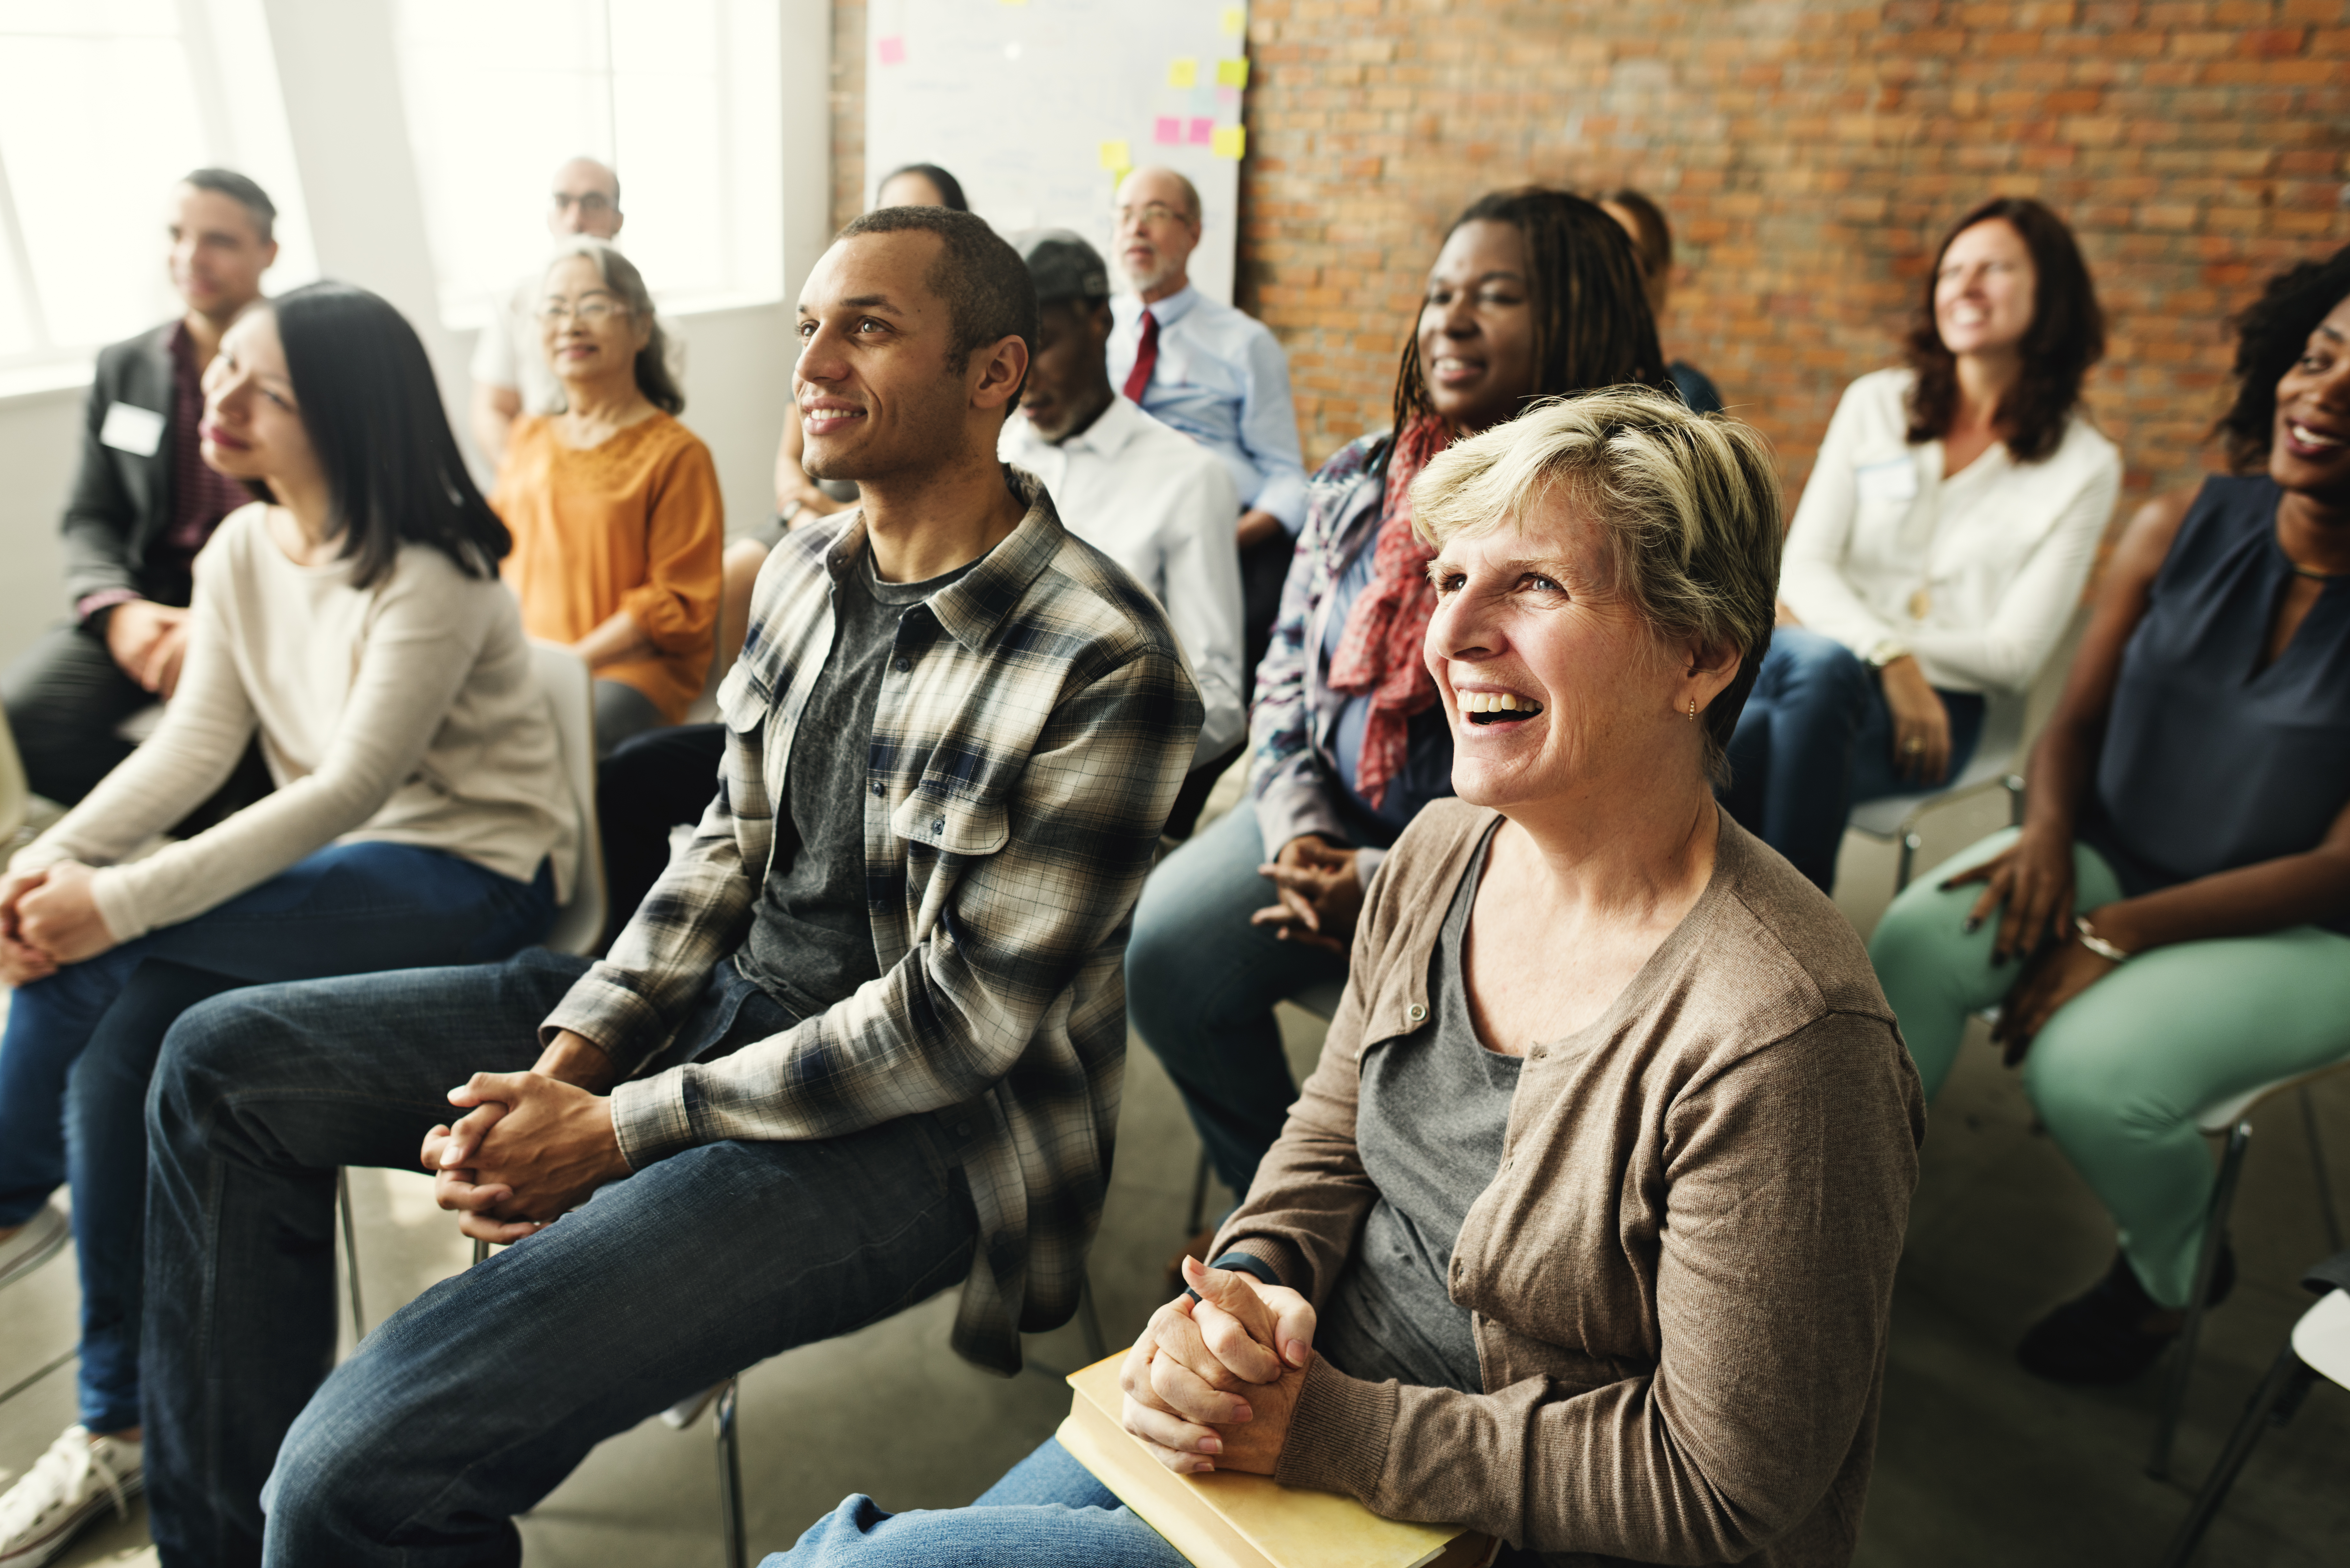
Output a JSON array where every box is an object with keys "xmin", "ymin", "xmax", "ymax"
[{"xmin": 1122, "ymin": 309, "xmax": 1159, "ymax": 403}]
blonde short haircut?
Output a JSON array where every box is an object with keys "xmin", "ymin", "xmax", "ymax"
[{"xmin": 1410, "ymin": 386, "xmax": 1783, "ymax": 781}]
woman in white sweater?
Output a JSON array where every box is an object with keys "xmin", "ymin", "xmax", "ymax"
[
  {"xmin": 0, "ymin": 282, "xmax": 574, "ymax": 1551},
  {"xmin": 1720, "ymin": 197, "xmax": 2122, "ymax": 891}
]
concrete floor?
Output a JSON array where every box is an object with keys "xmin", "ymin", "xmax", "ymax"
[{"xmin": 5, "ymin": 791, "xmax": 2347, "ymax": 1566}]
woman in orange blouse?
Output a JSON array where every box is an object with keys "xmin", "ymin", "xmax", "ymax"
[{"xmin": 495, "ymin": 237, "xmax": 723, "ymax": 753}]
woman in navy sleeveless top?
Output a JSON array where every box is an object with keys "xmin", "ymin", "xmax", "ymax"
[{"xmin": 1869, "ymin": 247, "xmax": 2350, "ymax": 1385}]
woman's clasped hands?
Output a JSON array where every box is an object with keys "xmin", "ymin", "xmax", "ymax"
[
  {"xmin": 0, "ymin": 861, "xmax": 119, "ymax": 984},
  {"xmin": 1120, "ymin": 1255, "xmax": 1317, "ymax": 1476},
  {"xmin": 1941, "ymin": 827, "xmax": 2119, "ymax": 1065}
]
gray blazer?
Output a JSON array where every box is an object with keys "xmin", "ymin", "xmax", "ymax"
[{"xmin": 62, "ymin": 321, "xmax": 180, "ymax": 614}]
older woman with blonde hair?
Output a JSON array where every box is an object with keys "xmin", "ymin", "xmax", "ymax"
[{"xmin": 767, "ymin": 388, "xmax": 1926, "ymax": 1568}]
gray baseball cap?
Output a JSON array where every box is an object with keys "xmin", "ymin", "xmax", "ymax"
[{"xmin": 1017, "ymin": 229, "xmax": 1111, "ymax": 306}]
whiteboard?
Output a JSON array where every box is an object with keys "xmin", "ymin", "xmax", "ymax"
[{"xmin": 864, "ymin": 0, "xmax": 1250, "ymax": 305}]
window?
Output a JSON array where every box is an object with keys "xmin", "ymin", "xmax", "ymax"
[
  {"xmin": 394, "ymin": 0, "xmax": 782, "ymax": 325},
  {"xmin": 0, "ymin": 0, "xmax": 315, "ymax": 368}
]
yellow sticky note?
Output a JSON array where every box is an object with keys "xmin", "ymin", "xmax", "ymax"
[
  {"xmin": 1211, "ymin": 125, "xmax": 1247, "ymax": 160},
  {"xmin": 1098, "ymin": 139, "xmax": 1133, "ymax": 173},
  {"xmin": 1167, "ymin": 56, "xmax": 1198, "ymax": 88},
  {"xmin": 1216, "ymin": 57, "xmax": 1251, "ymax": 89},
  {"xmin": 1221, "ymin": 6, "xmax": 1246, "ymax": 35}
]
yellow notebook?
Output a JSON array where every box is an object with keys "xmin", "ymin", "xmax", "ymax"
[{"xmin": 1057, "ymin": 1355, "xmax": 1495, "ymax": 1568}]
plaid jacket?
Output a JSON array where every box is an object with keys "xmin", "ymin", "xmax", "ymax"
[{"xmin": 547, "ymin": 469, "xmax": 1202, "ymax": 1373}]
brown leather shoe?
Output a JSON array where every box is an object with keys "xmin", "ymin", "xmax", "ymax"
[{"xmin": 1162, "ymin": 1227, "xmax": 1218, "ymax": 1298}]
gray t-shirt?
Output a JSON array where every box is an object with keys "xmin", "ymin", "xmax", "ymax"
[
  {"xmin": 1317, "ymin": 820, "xmax": 1519, "ymax": 1395},
  {"xmin": 736, "ymin": 544, "xmax": 972, "ymax": 1019}
]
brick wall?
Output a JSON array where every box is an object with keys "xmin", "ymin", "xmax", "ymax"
[{"xmin": 827, "ymin": 1, "xmax": 2350, "ymax": 507}]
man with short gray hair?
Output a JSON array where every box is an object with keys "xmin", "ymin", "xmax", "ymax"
[{"xmin": 1108, "ymin": 166, "xmax": 1309, "ymax": 684}]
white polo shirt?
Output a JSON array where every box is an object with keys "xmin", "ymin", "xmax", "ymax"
[{"xmin": 1002, "ymin": 395, "xmax": 1246, "ymax": 763}]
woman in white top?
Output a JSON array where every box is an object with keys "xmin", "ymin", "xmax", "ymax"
[
  {"xmin": 0, "ymin": 282, "xmax": 574, "ymax": 1548},
  {"xmin": 1722, "ymin": 197, "xmax": 2122, "ymax": 891}
]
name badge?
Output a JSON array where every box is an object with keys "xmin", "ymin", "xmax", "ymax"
[
  {"xmin": 1853, "ymin": 457, "xmax": 1918, "ymax": 502},
  {"xmin": 100, "ymin": 402, "xmax": 166, "ymax": 457}
]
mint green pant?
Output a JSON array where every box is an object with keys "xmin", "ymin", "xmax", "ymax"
[{"xmin": 1869, "ymin": 828, "xmax": 2350, "ymax": 1308}]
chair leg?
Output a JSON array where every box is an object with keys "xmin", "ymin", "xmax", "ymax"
[
  {"xmin": 472, "ymin": 1237, "xmax": 490, "ymax": 1267},
  {"xmin": 2300, "ymin": 1086, "xmax": 2344, "ymax": 1256},
  {"xmin": 714, "ymin": 1376, "xmax": 746, "ymax": 1568},
  {"xmin": 337, "ymin": 1170, "xmax": 366, "ymax": 1345},
  {"xmin": 1895, "ymin": 830, "xmax": 1922, "ymax": 893},
  {"xmin": 2149, "ymin": 1119, "xmax": 2253, "ymax": 1480},
  {"xmin": 1185, "ymin": 1145, "xmax": 1211, "ymax": 1237},
  {"xmin": 1076, "ymin": 1271, "xmax": 1107, "ymax": 1363},
  {"xmin": 2155, "ymin": 1345, "xmax": 2319, "ymax": 1568}
]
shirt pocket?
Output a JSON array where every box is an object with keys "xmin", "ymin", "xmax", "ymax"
[
  {"xmin": 891, "ymin": 788, "xmax": 1009, "ymax": 859},
  {"xmin": 1847, "ymin": 450, "xmax": 1929, "ymax": 567},
  {"xmin": 715, "ymin": 662, "xmax": 774, "ymax": 822}
]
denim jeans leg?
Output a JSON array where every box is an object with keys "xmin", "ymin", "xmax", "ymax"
[
  {"xmin": 141, "ymin": 949, "xmax": 594, "ymax": 1568},
  {"xmin": 0, "ymin": 944, "xmax": 144, "ymax": 1227},
  {"xmin": 261, "ymin": 1119, "xmax": 977, "ymax": 1568},
  {"xmin": 1124, "ymin": 798, "xmax": 1351, "ymax": 1197},
  {"xmin": 768, "ymin": 1439, "xmax": 1189, "ymax": 1568},
  {"xmin": 61, "ymin": 843, "xmax": 553, "ymax": 1444},
  {"xmin": 1720, "ymin": 629, "xmax": 1873, "ymax": 891}
]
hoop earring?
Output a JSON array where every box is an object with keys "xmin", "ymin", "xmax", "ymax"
[{"xmin": 1687, "ymin": 697, "xmax": 1697, "ymax": 722}]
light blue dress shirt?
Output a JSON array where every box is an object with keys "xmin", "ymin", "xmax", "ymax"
[{"xmin": 1108, "ymin": 285, "xmax": 1311, "ymax": 535}]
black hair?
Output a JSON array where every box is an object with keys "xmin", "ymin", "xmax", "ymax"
[
  {"xmin": 268, "ymin": 282, "xmax": 509, "ymax": 589},
  {"xmin": 2214, "ymin": 245, "xmax": 2350, "ymax": 472},
  {"xmin": 835, "ymin": 206, "xmax": 1037, "ymax": 383},
  {"xmin": 181, "ymin": 168, "xmax": 277, "ymax": 244},
  {"xmin": 1904, "ymin": 196, "xmax": 2105, "ymax": 463},
  {"xmin": 1393, "ymin": 188, "xmax": 1670, "ymax": 434},
  {"xmin": 543, "ymin": 238, "xmax": 684, "ymax": 415},
  {"xmin": 879, "ymin": 163, "xmax": 969, "ymax": 214}
]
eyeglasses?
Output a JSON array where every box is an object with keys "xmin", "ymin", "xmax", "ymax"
[
  {"xmin": 1113, "ymin": 202, "xmax": 1186, "ymax": 228},
  {"xmin": 536, "ymin": 297, "xmax": 625, "ymax": 324},
  {"xmin": 551, "ymin": 191, "xmax": 616, "ymax": 215}
]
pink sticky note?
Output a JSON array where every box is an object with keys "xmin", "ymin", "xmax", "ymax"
[
  {"xmin": 877, "ymin": 35, "xmax": 906, "ymax": 65},
  {"xmin": 1217, "ymin": 86, "xmax": 1239, "ymax": 105},
  {"xmin": 1153, "ymin": 116, "xmax": 1181, "ymax": 145},
  {"xmin": 1187, "ymin": 117, "xmax": 1214, "ymax": 144}
]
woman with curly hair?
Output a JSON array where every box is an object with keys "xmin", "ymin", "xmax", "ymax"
[
  {"xmin": 1725, "ymin": 197, "xmax": 2122, "ymax": 891},
  {"xmin": 1868, "ymin": 245, "xmax": 2350, "ymax": 1382},
  {"xmin": 1124, "ymin": 189, "xmax": 1670, "ymax": 1219}
]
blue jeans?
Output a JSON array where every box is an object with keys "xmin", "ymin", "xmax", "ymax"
[
  {"xmin": 772, "ymin": 1436, "xmax": 1549, "ymax": 1567},
  {"xmin": 0, "ymin": 841, "xmax": 550, "ymax": 1437},
  {"xmin": 1720, "ymin": 628, "xmax": 1986, "ymax": 892},
  {"xmin": 141, "ymin": 950, "xmax": 980, "ymax": 1568},
  {"xmin": 1125, "ymin": 798, "xmax": 1351, "ymax": 1197}
]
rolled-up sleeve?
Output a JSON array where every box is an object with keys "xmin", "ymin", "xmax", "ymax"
[{"xmin": 618, "ymin": 440, "xmax": 724, "ymax": 656}]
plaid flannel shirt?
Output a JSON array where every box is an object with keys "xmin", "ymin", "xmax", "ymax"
[{"xmin": 544, "ymin": 468, "xmax": 1202, "ymax": 1374}]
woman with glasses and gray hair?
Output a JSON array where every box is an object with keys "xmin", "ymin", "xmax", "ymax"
[
  {"xmin": 766, "ymin": 388, "xmax": 1926, "ymax": 1568},
  {"xmin": 494, "ymin": 237, "xmax": 723, "ymax": 755}
]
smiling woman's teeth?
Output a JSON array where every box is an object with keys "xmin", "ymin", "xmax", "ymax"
[
  {"xmin": 1460, "ymin": 691, "xmax": 1536, "ymax": 714},
  {"xmin": 2292, "ymin": 422, "xmax": 2344, "ymax": 450}
]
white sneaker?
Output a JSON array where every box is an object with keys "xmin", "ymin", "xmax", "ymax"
[
  {"xmin": 0, "ymin": 1426, "xmax": 142, "ymax": 1567},
  {"xmin": 0, "ymin": 1204, "xmax": 67, "ymax": 1293}
]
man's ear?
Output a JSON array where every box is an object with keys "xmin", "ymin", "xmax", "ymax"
[{"xmin": 970, "ymin": 333, "xmax": 1029, "ymax": 413}]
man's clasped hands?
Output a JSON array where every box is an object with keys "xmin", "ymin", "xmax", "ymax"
[
  {"xmin": 1121, "ymin": 1253, "xmax": 1318, "ymax": 1476},
  {"xmin": 420, "ymin": 1028, "xmax": 632, "ymax": 1242}
]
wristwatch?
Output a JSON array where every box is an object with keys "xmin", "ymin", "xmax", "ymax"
[{"xmin": 1864, "ymin": 637, "xmax": 1911, "ymax": 669}]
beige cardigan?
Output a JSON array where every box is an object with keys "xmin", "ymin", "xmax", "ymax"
[{"xmin": 1215, "ymin": 800, "xmax": 1925, "ymax": 1567}]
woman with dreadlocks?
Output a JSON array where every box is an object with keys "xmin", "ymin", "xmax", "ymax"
[
  {"xmin": 1125, "ymin": 188, "xmax": 1672, "ymax": 1239},
  {"xmin": 1870, "ymin": 245, "xmax": 2350, "ymax": 1383}
]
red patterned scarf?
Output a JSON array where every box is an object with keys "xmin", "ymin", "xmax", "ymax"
[{"xmin": 1326, "ymin": 415, "xmax": 1453, "ymax": 809}]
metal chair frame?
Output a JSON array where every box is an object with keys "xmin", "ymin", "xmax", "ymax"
[{"xmin": 2146, "ymin": 1064, "xmax": 2350, "ymax": 1481}]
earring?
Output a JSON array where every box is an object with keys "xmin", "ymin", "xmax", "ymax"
[{"xmin": 1687, "ymin": 697, "xmax": 1697, "ymax": 722}]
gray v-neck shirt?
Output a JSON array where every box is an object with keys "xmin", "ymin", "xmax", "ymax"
[
  {"xmin": 1317, "ymin": 819, "xmax": 1519, "ymax": 1394},
  {"xmin": 736, "ymin": 544, "xmax": 972, "ymax": 1021}
]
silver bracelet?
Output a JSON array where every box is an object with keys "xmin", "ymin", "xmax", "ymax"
[{"xmin": 2073, "ymin": 916, "xmax": 2132, "ymax": 963}]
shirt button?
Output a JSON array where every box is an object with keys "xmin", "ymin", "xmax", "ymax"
[
  {"xmin": 932, "ymin": 817, "xmax": 946, "ymax": 833},
  {"xmin": 893, "ymin": 656, "xmax": 912, "ymax": 673},
  {"xmin": 1406, "ymin": 1003, "xmax": 1427, "ymax": 1025},
  {"xmin": 869, "ymin": 782, "xmax": 884, "ymax": 798}
]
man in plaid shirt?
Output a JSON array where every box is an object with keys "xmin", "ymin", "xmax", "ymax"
[{"xmin": 138, "ymin": 207, "xmax": 1202, "ymax": 1566}]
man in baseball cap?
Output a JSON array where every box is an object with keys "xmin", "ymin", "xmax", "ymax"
[{"xmin": 1001, "ymin": 230, "xmax": 1245, "ymax": 837}]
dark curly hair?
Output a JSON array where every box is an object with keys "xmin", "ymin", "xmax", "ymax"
[
  {"xmin": 2213, "ymin": 245, "xmax": 2350, "ymax": 473},
  {"xmin": 1903, "ymin": 197, "xmax": 2104, "ymax": 463},
  {"xmin": 1393, "ymin": 188, "xmax": 1670, "ymax": 435}
]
